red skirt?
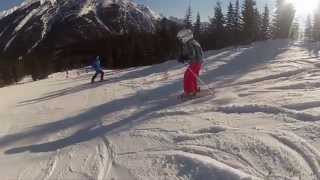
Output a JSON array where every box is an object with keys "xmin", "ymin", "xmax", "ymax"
[{"xmin": 184, "ymin": 63, "xmax": 202, "ymax": 95}]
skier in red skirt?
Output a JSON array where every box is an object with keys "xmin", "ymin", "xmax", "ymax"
[{"xmin": 177, "ymin": 29, "xmax": 204, "ymax": 97}]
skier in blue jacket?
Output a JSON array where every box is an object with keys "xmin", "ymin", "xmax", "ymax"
[{"xmin": 91, "ymin": 56, "xmax": 104, "ymax": 83}]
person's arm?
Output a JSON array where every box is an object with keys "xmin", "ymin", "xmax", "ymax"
[
  {"xmin": 183, "ymin": 42, "xmax": 197, "ymax": 64},
  {"xmin": 191, "ymin": 41, "xmax": 204, "ymax": 62},
  {"xmin": 178, "ymin": 44, "xmax": 188, "ymax": 63}
]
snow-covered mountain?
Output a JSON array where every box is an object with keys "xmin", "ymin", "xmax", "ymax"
[
  {"xmin": 168, "ymin": 16, "xmax": 184, "ymax": 25},
  {"xmin": 0, "ymin": 0, "xmax": 160, "ymax": 56}
]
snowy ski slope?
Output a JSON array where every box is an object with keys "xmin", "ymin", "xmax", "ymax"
[{"xmin": 1, "ymin": 40, "xmax": 320, "ymax": 179}]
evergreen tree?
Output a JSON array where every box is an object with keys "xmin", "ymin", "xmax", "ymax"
[
  {"xmin": 290, "ymin": 20, "xmax": 300, "ymax": 40},
  {"xmin": 305, "ymin": 15, "xmax": 313, "ymax": 41},
  {"xmin": 226, "ymin": 2, "xmax": 239, "ymax": 45},
  {"xmin": 155, "ymin": 18, "xmax": 181, "ymax": 59},
  {"xmin": 261, "ymin": 5, "xmax": 271, "ymax": 40},
  {"xmin": 254, "ymin": 7, "xmax": 262, "ymax": 40},
  {"xmin": 242, "ymin": 0, "xmax": 258, "ymax": 42},
  {"xmin": 211, "ymin": 1, "xmax": 225, "ymax": 33},
  {"xmin": 119, "ymin": 10, "xmax": 128, "ymax": 34},
  {"xmin": 272, "ymin": 0, "xmax": 296, "ymax": 39},
  {"xmin": 211, "ymin": 1, "xmax": 225, "ymax": 47},
  {"xmin": 313, "ymin": 4, "xmax": 320, "ymax": 41},
  {"xmin": 272, "ymin": 0, "xmax": 281, "ymax": 37},
  {"xmin": 194, "ymin": 12, "xmax": 202, "ymax": 40},
  {"xmin": 206, "ymin": 1, "xmax": 225, "ymax": 49},
  {"xmin": 184, "ymin": 5, "xmax": 193, "ymax": 29},
  {"xmin": 226, "ymin": 2, "xmax": 235, "ymax": 32},
  {"xmin": 233, "ymin": 0, "xmax": 241, "ymax": 44}
]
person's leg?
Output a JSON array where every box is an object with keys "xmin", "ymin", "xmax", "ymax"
[
  {"xmin": 184, "ymin": 65, "xmax": 193, "ymax": 95},
  {"xmin": 189, "ymin": 63, "xmax": 198, "ymax": 93},
  {"xmin": 184, "ymin": 67, "xmax": 189, "ymax": 94},
  {"xmin": 91, "ymin": 71, "xmax": 98, "ymax": 83},
  {"xmin": 193, "ymin": 63, "xmax": 202, "ymax": 92},
  {"xmin": 100, "ymin": 70, "xmax": 104, "ymax": 81}
]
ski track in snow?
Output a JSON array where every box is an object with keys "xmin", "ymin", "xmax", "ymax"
[
  {"xmin": 42, "ymin": 153, "xmax": 59, "ymax": 180},
  {"xmin": 164, "ymin": 150, "xmax": 257, "ymax": 180},
  {"xmin": 216, "ymin": 104, "xmax": 320, "ymax": 122},
  {"xmin": 3, "ymin": 40, "xmax": 320, "ymax": 179}
]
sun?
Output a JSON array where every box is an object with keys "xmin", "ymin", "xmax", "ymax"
[{"xmin": 287, "ymin": 0, "xmax": 319, "ymax": 15}]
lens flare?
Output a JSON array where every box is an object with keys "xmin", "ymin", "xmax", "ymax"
[{"xmin": 287, "ymin": 0, "xmax": 319, "ymax": 15}]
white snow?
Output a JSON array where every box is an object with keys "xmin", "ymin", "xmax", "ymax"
[
  {"xmin": 0, "ymin": 6, "xmax": 20, "ymax": 20},
  {"xmin": 99, "ymin": 0, "xmax": 131, "ymax": 8},
  {"xmin": 40, "ymin": 0, "xmax": 57, "ymax": 5},
  {"xmin": 137, "ymin": 4, "xmax": 161, "ymax": 20},
  {"xmin": 14, "ymin": 9, "xmax": 38, "ymax": 32},
  {"xmin": 0, "ymin": 0, "xmax": 42, "ymax": 20},
  {"xmin": 2, "ymin": 40, "xmax": 320, "ymax": 179},
  {"xmin": 78, "ymin": 0, "xmax": 96, "ymax": 16},
  {"xmin": 3, "ymin": 35, "xmax": 17, "ymax": 52}
]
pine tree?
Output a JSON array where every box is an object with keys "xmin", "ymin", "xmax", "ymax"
[
  {"xmin": 261, "ymin": 5, "xmax": 270, "ymax": 40},
  {"xmin": 226, "ymin": 2, "xmax": 235, "ymax": 32},
  {"xmin": 284, "ymin": 3, "xmax": 296, "ymax": 38},
  {"xmin": 290, "ymin": 20, "xmax": 300, "ymax": 40},
  {"xmin": 194, "ymin": 12, "xmax": 201, "ymax": 40},
  {"xmin": 119, "ymin": 10, "xmax": 128, "ymax": 34},
  {"xmin": 184, "ymin": 5, "xmax": 193, "ymax": 29},
  {"xmin": 233, "ymin": 0, "xmax": 241, "ymax": 43},
  {"xmin": 211, "ymin": 1, "xmax": 225, "ymax": 33},
  {"xmin": 254, "ymin": 7, "xmax": 262, "ymax": 40},
  {"xmin": 305, "ymin": 15, "xmax": 313, "ymax": 41},
  {"xmin": 242, "ymin": 0, "xmax": 258, "ymax": 42},
  {"xmin": 272, "ymin": 0, "xmax": 296, "ymax": 39},
  {"xmin": 272, "ymin": 0, "xmax": 281, "ymax": 38},
  {"xmin": 313, "ymin": 4, "xmax": 320, "ymax": 41},
  {"xmin": 207, "ymin": 1, "xmax": 225, "ymax": 48}
]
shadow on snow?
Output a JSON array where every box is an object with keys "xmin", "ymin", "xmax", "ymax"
[{"xmin": 3, "ymin": 40, "xmax": 290, "ymax": 154}]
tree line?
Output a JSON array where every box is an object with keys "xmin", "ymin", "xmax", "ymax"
[
  {"xmin": 185, "ymin": 0, "xmax": 297, "ymax": 50},
  {"xmin": 304, "ymin": 3, "xmax": 320, "ymax": 42},
  {"xmin": 0, "ymin": 0, "xmax": 300, "ymax": 87},
  {"xmin": 0, "ymin": 20, "xmax": 182, "ymax": 86}
]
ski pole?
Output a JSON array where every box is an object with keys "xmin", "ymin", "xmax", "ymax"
[{"xmin": 187, "ymin": 66, "xmax": 215, "ymax": 97}]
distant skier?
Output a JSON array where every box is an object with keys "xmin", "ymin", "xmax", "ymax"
[
  {"xmin": 177, "ymin": 29, "xmax": 204, "ymax": 97},
  {"xmin": 91, "ymin": 56, "xmax": 104, "ymax": 83}
]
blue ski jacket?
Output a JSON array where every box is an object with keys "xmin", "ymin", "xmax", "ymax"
[{"xmin": 92, "ymin": 56, "xmax": 102, "ymax": 71}]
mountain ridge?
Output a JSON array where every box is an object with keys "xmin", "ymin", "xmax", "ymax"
[{"xmin": 0, "ymin": 0, "xmax": 160, "ymax": 57}]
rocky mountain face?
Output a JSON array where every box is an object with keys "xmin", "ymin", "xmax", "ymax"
[{"xmin": 0, "ymin": 0, "xmax": 159, "ymax": 58}]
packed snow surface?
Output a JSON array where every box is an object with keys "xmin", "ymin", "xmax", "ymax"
[{"xmin": 2, "ymin": 40, "xmax": 320, "ymax": 179}]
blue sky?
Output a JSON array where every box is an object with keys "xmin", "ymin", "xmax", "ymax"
[
  {"xmin": 135, "ymin": 0, "xmax": 273, "ymax": 21},
  {"xmin": 0, "ymin": 0, "xmax": 24, "ymax": 11},
  {"xmin": 1, "ymin": 0, "xmax": 274, "ymax": 21}
]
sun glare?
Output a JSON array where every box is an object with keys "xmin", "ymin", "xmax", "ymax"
[{"xmin": 287, "ymin": 0, "xmax": 319, "ymax": 15}]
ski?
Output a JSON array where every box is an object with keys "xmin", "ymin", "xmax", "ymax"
[{"xmin": 178, "ymin": 88, "xmax": 214, "ymax": 101}]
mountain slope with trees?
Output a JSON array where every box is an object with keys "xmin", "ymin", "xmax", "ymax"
[{"xmin": 0, "ymin": 0, "xmax": 304, "ymax": 87}]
